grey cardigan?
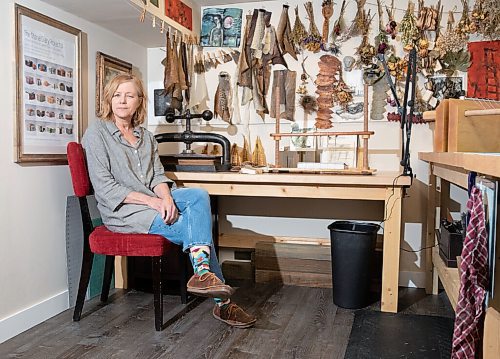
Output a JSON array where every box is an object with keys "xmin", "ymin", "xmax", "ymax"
[{"xmin": 82, "ymin": 119, "xmax": 174, "ymax": 233}]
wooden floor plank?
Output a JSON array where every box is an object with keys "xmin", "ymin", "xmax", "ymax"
[{"xmin": 0, "ymin": 286, "xmax": 453, "ymax": 359}]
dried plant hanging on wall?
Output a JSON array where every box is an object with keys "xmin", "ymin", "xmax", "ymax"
[
  {"xmin": 416, "ymin": 0, "xmax": 440, "ymax": 32},
  {"xmin": 422, "ymin": 5, "xmax": 443, "ymax": 74},
  {"xmin": 331, "ymin": 0, "xmax": 348, "ymax": 42},
  {"xmin": 479, "ymin": 0, "xmax": 500, "ymax": 39},
  {"xmin": 299, "ymin": 94, "xmax": 318, "ymax": 115},
  {"xmin": 355, "ymin": 10, "xmax": 375, "ymax": 67},
  {"xmin": 348, "ymin": 0, "xmax": 368, "ymax": 38},
  {"xmin": 375, "ymin": 0, "xmax": 389, "ymax": 54},
  {"xmin": 399, "ymin": 1, "xmax": 420, "ymax": 50},
  {"xmin": 292, "ymin": 5, "xmax": 308, "ymax": 50},
  {"xmin": 321, "ymin": 0, "xmax": 334, "ymax": 44},
  {"xmin": 434, "ymin": 11, "xmax": 465, "ymax": 58},
  {"xmin": 356, "ymin": 34, "xmax": 376, "ymax": 67},
  {"xmin": 456, "ymin": 0, "xmax": 472, "ymax": 39},
  {"xmin": 440, "ymin": 49, "xmax": 471, "ymax": 76},
  {"xmin": 303, "ymin": 1, "xmax": 322, "ymax": 52},
  {"xmin": 277, "ymin": 5, "xmax": 298, "ymax": 60},
  {"xmin": 214, "ymin": 71, "xmax": 233, "ymax": 123},
  {"xmin": 470, "ymin": 0, "xmax": 488, "ymax": 35},
  {"xmin": 385, "ymin": 0, "xmax": 398, "ymax": 39}
]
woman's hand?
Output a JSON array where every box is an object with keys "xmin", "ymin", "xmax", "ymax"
[{"xmin": 147, "ymin": 196, "xmax": 178, "ymax": 224}]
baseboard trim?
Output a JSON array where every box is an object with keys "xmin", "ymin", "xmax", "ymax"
[
  {"xmin": 0, "ymin": 290, "xmax": 69, "ymax": 344},
  {"xmin": 399, "ymin": 271, "xmax": 427, "ymax": 288}
]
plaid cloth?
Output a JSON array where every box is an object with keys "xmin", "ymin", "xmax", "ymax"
[{"xmin": 451, "ymin": 187, "xmax": 489, "ymax": 358}]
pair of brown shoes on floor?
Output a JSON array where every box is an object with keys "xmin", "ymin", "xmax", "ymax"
[{"xmin": 187, "ymin": 272, "xmax": 256, "ymax": 328}]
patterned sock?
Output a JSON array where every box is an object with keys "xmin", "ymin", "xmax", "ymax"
[
  {"xmin": 214, "ymin": 298, "xmax": 230, "ymax": 307},
  {"xmin": 189, "ymin": 246, "xmax": 210, "ymax": 276}
]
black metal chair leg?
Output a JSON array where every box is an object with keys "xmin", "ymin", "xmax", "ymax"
[
  {"xmin": 73, "ymin": 248, "xmax": 94, "ymax": 321},
  {"xmin": 152, "ymin": 256, "xmax": 163, "ymax": 331},
  {"xmin": 179, "ymin": 249, "xmax": 188, "ymax": 304},
  {"xmin": 100, "ymin": 255, "xmax": 115, "ymax": 302}
]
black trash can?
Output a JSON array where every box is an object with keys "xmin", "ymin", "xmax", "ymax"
[{"xmin": 328, "ymin": 221, "xmax": 380, "ymax": 309}]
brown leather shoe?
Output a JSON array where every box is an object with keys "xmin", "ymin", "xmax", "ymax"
[
  {"xmin": 186, "ymin": 272, "xmax": 235, "ymax": 299},
  {"xmin": 212, "ymin": 303, "xmax": 257, "ymax": 328}
]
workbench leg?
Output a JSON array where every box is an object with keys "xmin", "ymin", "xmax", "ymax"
[
  {"xmin": 425, "ymin": 168, "xmax": 437, "ymax": 294},
  {"xmin": 114, "ymin": 256, "xmax": 128, "ymax": 289},
  {"xmin": 432, "ymin": 265, "xmax": 439, "ymax": 295},
  {"xmin": 381, "ymin": 187, "xmax": 402, "ymax": 313}
]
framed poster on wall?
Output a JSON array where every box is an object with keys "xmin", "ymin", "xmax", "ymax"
[{"xmin": 15, "ymin": 4, "xmax": 82, "ymax": 164}]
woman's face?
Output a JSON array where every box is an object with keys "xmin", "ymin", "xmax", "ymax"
[{"xmin": 111, "ymin": 81, "xmax": 140, "ymax": 123}]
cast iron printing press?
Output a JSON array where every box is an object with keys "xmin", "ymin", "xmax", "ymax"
[{"xmin": 155, "ymin": 109, "xmax": 232, "ymax": 172}]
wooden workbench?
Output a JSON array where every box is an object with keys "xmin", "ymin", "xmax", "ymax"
[
  {"xmin": 419, "ymin": 152, "xmax": 500, "ymax": 358},
  {"xmin": 165, "ymin": 170, "xmax": 411, "ymax": 313}
]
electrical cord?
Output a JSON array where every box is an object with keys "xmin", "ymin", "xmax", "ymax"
[
  {"xmin": 379, "ymin": 174, "xmax": 406, "ymax": 226},
  {"xmin": 401, "ymin": 243, "xmax": 438, "ymax": 253},
  {"xmin": 379, "ymin": 173, "xmax": 435, "ymax": 253}
]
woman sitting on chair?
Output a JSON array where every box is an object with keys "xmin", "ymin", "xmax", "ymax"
[{"xmin": 82, "ymin": 73, "xmax": 256, "ymax": 328}]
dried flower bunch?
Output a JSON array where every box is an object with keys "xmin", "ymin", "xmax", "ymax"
[
  {"xmin": 470, "ymin": 0, "xmax": 488, "ymax": 34},
  {"xmin": 355, "ymin": 10, "xmax": 376, "ymax": 67},
  {"xmin": 385, "ymin": 0, "xmax": 398, "ymax": 39},
  {"xmin": 331, "ymin": 0, "xmax": 348, "ymax": 42},
  {"xmin": 357, "ymin": 35, "xmax": 377, "ymax": 66},
  {"xmin": 455, "ymin": 0, "xmax": 473, "ymax": 39},
  {"xmin": 433, "ymin": 11, "xmax": 465, "ymax": 58},
  {"xmin": 399, "ymin": 1, "xmax": 420, "ymax": 50},
  {"xmin": 292, "ymin": 6, "xmax": 308, "ymax": 49},
  {"xmin": 299, "ymin": 95, "xmax": 318, "ymax": 115},
  {"xmin": 480, "ymin": 0, "xmax": 500, "ymax": 39},
  {"xmin": 417, "ymin": 37, "xmax": 430, "ymax": 58},
  {"xmin": 386, "ymin": 55, "xmax": 408, "ymax": 81},
  {"xmin": 332, "ymin": 81, "xmax": 353, "ymax": 108},
  {"xmin": 375, "ymin": 0, "xmax": 389, "ymax": 54},
  {"xmin": 303, "ymin": 1, "xmax": 322, "ymax": 53},
  {"xmin": 349, "ymin": 0, "xmax": 369, "ymax": 37}
]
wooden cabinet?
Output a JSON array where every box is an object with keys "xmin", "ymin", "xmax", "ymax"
[{"xmin": 419, "ymin": 152, "xmax": 500, "ymax": 358}]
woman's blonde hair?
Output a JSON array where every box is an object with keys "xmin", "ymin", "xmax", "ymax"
[{"xmin": 99, "ymin": 73, "xmax": 147, "ymax": 126}]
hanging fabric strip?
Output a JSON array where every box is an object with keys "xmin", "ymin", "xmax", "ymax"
[
  {"xmin": 276, "ymin": 5, "xmax": 298, "ymax": 60},
  {"xmin": 451, "ymin": 186, "xmax": 489, "ymax": 358},
  {"xmin": 270, "ymin": 69, "xmax": 297, "ymax": 121}
]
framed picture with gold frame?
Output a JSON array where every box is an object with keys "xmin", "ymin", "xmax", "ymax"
[
  {"xmin": 15, "ymin": 4, "xmax": 82, "ymax": 164},
  {"xmin": 95, "ymin": 52, "xmax": 132, "ymax": 116}
]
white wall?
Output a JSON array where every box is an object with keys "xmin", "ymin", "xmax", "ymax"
[
  {"xmin": 147, "ymin": 0, "xmax": 470, "ymax": 288},
  {"xmin": 0, "ymin": 0, "xmax": 148, "ymax": 343}
]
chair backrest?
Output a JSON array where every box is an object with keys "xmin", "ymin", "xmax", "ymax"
[{"xmin": 67, "ymin": 142, "xmax": 91, "ymax": 197}]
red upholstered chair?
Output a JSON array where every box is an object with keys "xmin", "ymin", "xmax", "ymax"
[{"xmin": 66, "ymin": 142, "xmax": 188, "ymax": 331}]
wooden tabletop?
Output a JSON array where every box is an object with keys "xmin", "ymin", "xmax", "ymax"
[
  {"xmin": 166, "ymin": 171, "xmax": 412, "ymax": 187},
  {"xmin": 419, "ymin": 152, "xmax": 500, "ymax": 178}
]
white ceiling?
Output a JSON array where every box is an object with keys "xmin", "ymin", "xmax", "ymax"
[{"xmin": 40, "ymin": 0, "xmax": 266, "ymax": 48}]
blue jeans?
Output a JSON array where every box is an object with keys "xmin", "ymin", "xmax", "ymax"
[{"xmin": 148, "ymin": 187, "xmax": 224, "ymax": 281}]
